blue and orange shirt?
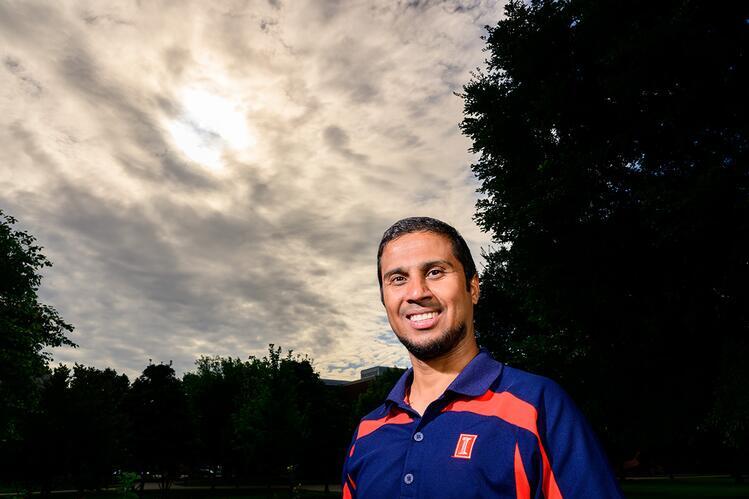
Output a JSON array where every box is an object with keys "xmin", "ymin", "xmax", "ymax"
[{"xmin": 342, "ymin": 349, "xmax": 622, "ymax": 498}]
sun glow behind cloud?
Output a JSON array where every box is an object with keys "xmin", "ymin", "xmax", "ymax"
[{"xmin": 166, "ymin": 87, "xmax": 255, "ymax": 170}]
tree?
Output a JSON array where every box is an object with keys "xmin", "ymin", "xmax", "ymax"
[
  {"xmin": 351, "ymin": 367, "xmax": 405, "ymax": 427},
  {"xmin": 462, "ymin": 0, "xmax": 748, "ymax": 471},
  {"xmin": 126, "ymin": 362, "xmax": 191, "ymax": 491},
  {"xmin": 20, "ymin": 365, "xmax": 130, "ymax": 494},
  {"xmin": 10, "ymin": 365, "xmax": 71, "ymax": 495},
  {"xmin": 231, "ymin": 346, "xmax": 322, "ymax": 484},
  {"xmin": 0, "ymin": 210, "xmax": 75, "ymax": 442},
  {"xmin": 183, "ymin": 356, "xmax": 252, "ymax": 482},
  {"xmin": 66, "ymin": 365, "xmax": 130, "ymax": 491},
  {"xmin": 710, "ymin": 337, "xmax": 749, "ymax": 481},
  {"xmin": 184, "ymin": 347, "xmax": 345, "ymax": 487}
]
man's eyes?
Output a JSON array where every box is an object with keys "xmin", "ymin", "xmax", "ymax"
[
  {"xmin": 388, "ymin": 268, "xmax": 446, "ymax": 285},
  {"xmin": 389, "ymin": 275, "xmax": 406, "ymax": 285}
]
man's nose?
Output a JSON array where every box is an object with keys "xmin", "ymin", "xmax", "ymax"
[{"xmin": 406, "ymin": 276, "xmax": 432, "ymax": 302}]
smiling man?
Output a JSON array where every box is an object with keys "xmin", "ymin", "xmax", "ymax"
[{"xmin": 341, "ymin": 217, "xmax": 623, "ymax": 499}]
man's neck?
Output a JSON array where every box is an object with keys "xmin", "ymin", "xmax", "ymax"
[{"xmin": 407, "ymin": 336, "xmax": 479, "ymax": 416}]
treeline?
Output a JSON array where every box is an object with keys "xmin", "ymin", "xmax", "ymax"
[
  {"xmin": 0, "ymin": 209, "xmax": 406, "ymax": 494},
  {"xmin": 0, "ymin": 345, "xmax": 400, "ymax": 494}
]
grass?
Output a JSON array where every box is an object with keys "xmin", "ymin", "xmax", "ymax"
[
  {"xmin": 0, "ymin": 488, "xmax": 339, "ymax": 499},
  {"xmin": 4, "ymin": 477, "xmax": 748, "ymax": 498},
  {"xmin": 621, "ymin": 476, "xmax": 749, "ymax": 498}
]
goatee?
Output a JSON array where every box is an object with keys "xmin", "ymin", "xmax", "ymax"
[{"xmin": 396, "ymin": 321, "xmax": 468, "ymax": 361}]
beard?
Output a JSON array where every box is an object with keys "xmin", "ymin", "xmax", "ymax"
[{"xmin": 395, "ymin": 321, "xmax": 468, "ymax": 361}]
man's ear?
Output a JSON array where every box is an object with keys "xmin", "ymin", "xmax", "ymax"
[{"xmin": 470, "ymin": 274, "xmax": 480, "ymax": 305}]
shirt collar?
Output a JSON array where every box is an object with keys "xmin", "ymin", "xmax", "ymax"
[
  {"xmin": 386, "ymin": 367, "xmax": 413, "ymax": 409},
  {"xmin": 444, "ymin": 348, "xmax": 504, "ymax": 397},
  {"xmin": 385, "ymin": 348, "xmax": 503, "ymax": 409}
]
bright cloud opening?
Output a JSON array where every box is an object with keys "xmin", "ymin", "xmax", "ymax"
[{"xmin": 166, "ymin": 88, "xmax": 255, "ymax": 170}]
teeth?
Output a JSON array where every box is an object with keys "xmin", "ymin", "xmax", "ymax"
[{"xmin": 410, "ymin": 312, "xmax": 437, "ymax": 321}]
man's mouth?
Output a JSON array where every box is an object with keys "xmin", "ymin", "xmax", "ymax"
[{"xmin": 406, "ymin": 311, "xmax": 440, "ymax": 329}]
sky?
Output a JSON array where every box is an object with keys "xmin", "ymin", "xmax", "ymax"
[{"xmin": 1, "ymin": 0, "xmax": 502, "ymax": 381}]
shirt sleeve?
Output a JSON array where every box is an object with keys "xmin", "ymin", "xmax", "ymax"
[{"xmin": 536, "ymin": 381, "xmax": 624, "ymax": 498}]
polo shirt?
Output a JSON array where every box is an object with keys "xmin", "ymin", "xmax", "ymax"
[{"xmin": 342, "ymin": 349, "xmax": 622, "ymax": 498}]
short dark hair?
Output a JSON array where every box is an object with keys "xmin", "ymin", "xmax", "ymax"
[{"xmin": 377, "ymin": 217, "xmax": 477, "ymax": 296}]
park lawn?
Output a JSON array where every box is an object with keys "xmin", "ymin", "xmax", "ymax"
[
  {"xmin": 5, "ymin": 479, "xmax": 749, "ymax": 498},
  {"xmin": 0, "ymin": 490, "xmax": 339, "ymax": 499},
  {"xmin": 621, "ymin": 476, "xmax": 749, "ymax": 498}
]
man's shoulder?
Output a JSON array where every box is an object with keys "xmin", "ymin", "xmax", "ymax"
[
  {"xmin": 496, "ymin": 363, "xmax": 572, "ymax": 411},
  {"xmin": 358, "ymin": 401, "xmax": 392, "ymax": 423}
]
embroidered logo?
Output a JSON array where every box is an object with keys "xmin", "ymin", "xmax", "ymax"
[{"xmin": 452, "ymin": 433, "xmax": 478, "ymax": 459}]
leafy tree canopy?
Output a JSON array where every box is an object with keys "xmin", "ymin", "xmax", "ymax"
[
  {"xmin": 184, "ymin": 346, "xmax": 343, "ymax": 482},
  {"xmin": 463, "ymin": 0, "xmax": 748, "ymax": 466},
  {"xmin": 126, "ymin": 361, "xmax": 190, "ymax": 488},
  {"xmin": 0, "ymin": 210, "xmax": 75, "ymax": 441}
]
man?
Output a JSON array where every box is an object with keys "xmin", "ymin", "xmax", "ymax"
[{"xmin": 342, "ymin": 217, "xmax": 622, "ymax": 498}]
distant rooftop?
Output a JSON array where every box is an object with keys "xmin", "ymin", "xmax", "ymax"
[
  {"xmin": 321, "ymin": 366, "xmax": 393, "ymax": 387},
  {"xmin": 320, "ymin": 379, "xmax": 350, "ymax": 387}
]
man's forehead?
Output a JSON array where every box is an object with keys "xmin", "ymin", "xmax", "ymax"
[{"xmin": 381, "ymin": 232, "xmax": 456, "ymax": 267}]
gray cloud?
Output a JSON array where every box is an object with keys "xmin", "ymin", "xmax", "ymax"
[
  {"xmin": 323, "ymin": 125, "xmax": 369, "ymax": 164},
  {"xmin": 0, "ymin": 0, "xmax": 502, "ymax": 380},
  {"xmin": 54, "ymin": 42, "xmax": 218, "ymax": 191},
  {"xmin": 4, "ymin": 56, "xmax": 43, "ymax": 96}
]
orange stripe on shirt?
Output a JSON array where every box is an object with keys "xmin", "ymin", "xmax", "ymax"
[
  {"xmin": 342, "ymin": 482, "xmax": 352, "ymax": 499},
  {"xmin": 355, "ymin": 410, "xmax": 413, "ymax": 440},
  {"xmin": 514, "ymin": 442, "xmax": 531, "ymax": 499},
  {"xmin": 443, "ymin": 390, "xmax": 563, "ymax": 499}
]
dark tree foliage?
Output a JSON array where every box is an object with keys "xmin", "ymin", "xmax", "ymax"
[
  {"xmin": 7, "ymin": 364, "xmax": 131, "ymax": 495},
  {"xmin": 351, "ymin": 368, "xmax": 406, "ymax": 428},
  {"xmin": 184, "ymin": 346, "xmax": 347, "ymax": 486},
  {"xmin": 4, "ymin": 345, "xmax": 353, "ymax": 494},
  {"xmin": 126, "ymin": 362, "xmax": 191, "ymax": 490},
  {"xmin": 0, "ymin": 210, "xmax": 75, "ymax": 442},
  {"xmin": 231, "ymin": 346, "xmax": 329, "ymax": 483},
  {"xmin": 10, "ymin": 365, "xmax": 72, "ymax": 495},
  {"xmin": 183, "ymin": 356, "xmax": 249, "ymax": 480},
  {"xmin": 24, "ymin": 365, "xmax": 130, "ymax": 492},
  {"xmin": 709, "ymin": 337, "xmax": 749, "ymax": 479},
  {"xmin": 462, "ymin": 0, "xmax": 748, "ymax": 472},
  {"xmin": 66, "ymin": 365, "xmax": 130, "ymax": 490},
  {"xmin": 0, "ymin": 210, "xmax": 373, "ymax": 490}
]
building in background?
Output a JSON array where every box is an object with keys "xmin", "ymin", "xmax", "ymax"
[{"xmin": 322, "ymin": 366, "xmax": 402, "ymax": 400}]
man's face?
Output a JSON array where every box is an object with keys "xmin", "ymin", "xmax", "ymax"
[{"xmin": 380, "ymin": 231, "xmax": 479, "ymax": 361}]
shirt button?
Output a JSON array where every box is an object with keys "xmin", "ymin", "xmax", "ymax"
[
  {"xmin": 413, "ymin": 432, "xmax": 424, "ymax": 442},
  {"xmin": 404, "ymin": 473, "xmax": 414, "ymax": 485}
]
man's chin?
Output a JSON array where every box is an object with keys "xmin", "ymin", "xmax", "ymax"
[{"xmin": 396, "ymin": 322, "xmax": 467, "ymax": 361}]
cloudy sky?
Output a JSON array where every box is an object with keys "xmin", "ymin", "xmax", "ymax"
[{"xmin": 1, "ymin": 0, "xmax": 502, "ymax": 381}]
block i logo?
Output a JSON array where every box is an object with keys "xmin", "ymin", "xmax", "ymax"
[{"xmin": 453, "ymin": 433, "xmax": 478, "ymax": 459}]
